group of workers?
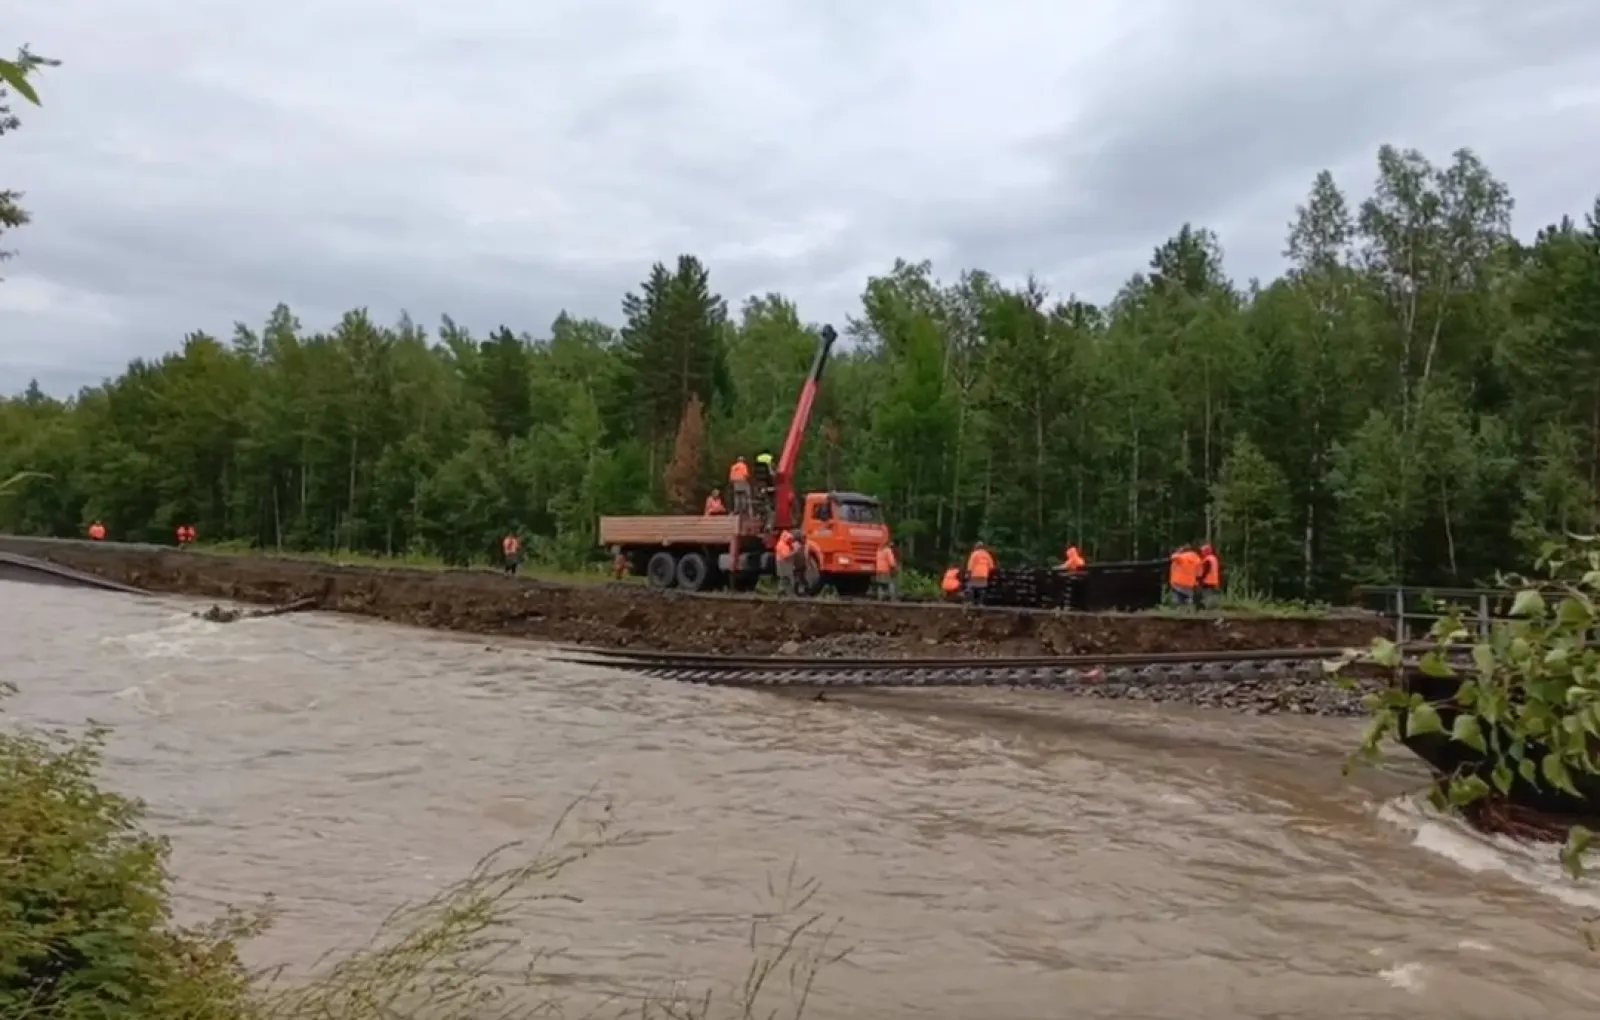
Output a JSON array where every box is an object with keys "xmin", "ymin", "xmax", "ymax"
[
  {"xmin": 82, "ymin": 520, "xmax": 199, "ymax": 547},
  {"xmin": 1168, "ymin": 543, "xmax": 1222, "ymax": 607},
  {"xmin": 708, "ymin": 453, "xmax": 776, "ymax": 520}
]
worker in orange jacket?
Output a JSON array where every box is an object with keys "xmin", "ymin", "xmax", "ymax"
[
  {"xmin": 873, "ymin": 540, "xmax": 899, "ymax": 601},
  {"xmin": 940, "ymin": 566, "xmax": 963, "ymax": 601},
  {"xmin": 502, "ymin": 532, "xmax": 524, "ymax": 576},
  {"xmin": 773, "ymin": 529, "xmax": 798, "ymax": 596},
  {"xmin": 87, "ymin": 521, "xmax": 107, "ymax": 541},
  {"xmin": 1169, "ymin": 544, "xmax": 1203, "ymax": 608},
  {"xmin": 1062, "ymin": 545, "xmax": 1086, "ymax": 572},
  {"xmin": 1198, "ymin": 543, "xmax": 1222, "ymax": 608},
  {"xmin": 965, "ymin": 542, "xmax": 996, "ymax": 606},
  {"xmin": 703, "ymin": 489, "xmax": 727, "ymax": 515},
  {"xmin": 728, "ymin": 457, "xmax": 752, "ymax": 515}
]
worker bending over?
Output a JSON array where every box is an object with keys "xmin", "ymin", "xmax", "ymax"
[
  {"xmin": 1061, "ymin": 545, "xmax": 1086, "ymax": 572},
  {"xmin": 965, "ymin": 542, "xmax": 996, "ymax": 606},
  {"xmin": 728, "ymin": 456, "xmax": 752, "ymax": 515},
  {"xmin": 1169, "ymin": 544, "xmax": 1203, "ymax": 607},
  {"xmin": 873, "ymin": 540, "xmax": 899, "ymax": 601},
  {"xmin": 940, "ymin": 566, "xmax": 964, "ymax": 601}
]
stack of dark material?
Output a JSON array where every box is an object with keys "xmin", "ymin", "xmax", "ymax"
[{"xmin": 983, "ymin": 560, "xmax": 1167, "ymax": 612}]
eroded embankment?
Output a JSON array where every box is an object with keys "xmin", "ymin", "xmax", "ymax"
[{"xmin": 0, "ymin": 536, "xmax": 1387, "ymax": 657}]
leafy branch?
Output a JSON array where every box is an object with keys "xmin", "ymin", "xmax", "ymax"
[
  {"xmin": 1339, "ymin": 539, "xmax": 1600, "ymax": 878},
  {"xmin": 0, "ymin": 47, "xmax": 57, "ymax": 106}
]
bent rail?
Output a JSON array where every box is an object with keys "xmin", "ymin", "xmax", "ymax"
[{"xmin": 0, "ymin": 551, "xmax": 151, "ymax": 596}]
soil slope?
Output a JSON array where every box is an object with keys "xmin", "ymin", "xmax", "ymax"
[{"xmin": 0, "ymin": 537, "xmax": 1388, "ymax": 657}]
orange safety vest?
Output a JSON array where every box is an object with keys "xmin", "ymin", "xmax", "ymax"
[
  {"xmin": 88, "ymin": 522, "xmax": 106, "ymax": 541},
  {"xmin": 729, "ymin": 460, "xmax": 750, "ymax": 483},
  {"xmin": 875, "ymin": 546, "xmax": 897, "ymax": 575},
  {"xmin": 941, "ymin": 567, "xmax": 962, "ymax": 594},
  {"xmin": 502, "ymin": 535, "xmax": 521, "ymax": 557},
  {"xmin": 966, "ymin": 548, "xmax": 995, "ymax": 581},
  {"xmin": 704, "ymin": 494, "xmax": 726, "ymax": 515},
  {"xmin": 1063, "ymin": 546, "xmax": 1085, "ymax": 571},
  {"xmin": 1200, "ymin": 550, "xmax": 1221, "ymax": 588},
  {"xmin": 1169, "ymin": 549, "xmax": 1201, "ymax": 589},
  {"xmin": 774, "ymin": 531, "xmax": 796, "ymax": 562}
]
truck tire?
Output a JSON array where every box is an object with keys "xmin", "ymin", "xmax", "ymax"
[
  {"xmin": 794, "ymin": 555, "xmax": 823, "ymax": 597},
  {"xmin": 832, "ymin": 575, "xmax": 871, "ymax": 599},
  {"xmin": 730, "ymin": 572, "xmax": 760, "ymax": 593},
  {"xmin": 646, "ymin": 551, "xmax": 677, "ymax": 588},
  {"xmin": 675, "ymin": 551, "xmax": 710, "ymax": 591}
]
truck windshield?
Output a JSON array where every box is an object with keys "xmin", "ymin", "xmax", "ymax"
[{"xmin": 836, "ymin": 501, "xmax": 882, "ymax": 524}]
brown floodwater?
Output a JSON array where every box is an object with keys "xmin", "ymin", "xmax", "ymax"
[{"xmin": 6, "ymin": 579, "xmax": 1600, "ymax": 1019}]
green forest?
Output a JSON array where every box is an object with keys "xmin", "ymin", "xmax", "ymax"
[{"xmin": 4, "ymin": 131, "xmax": 1600, "ymax": 598}]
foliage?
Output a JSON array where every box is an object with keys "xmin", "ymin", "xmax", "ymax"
[
  {"xmin": 5, "ymin": 145, "xmax": 1600, "ymax": 596},
  {"xmin": 0, "ymin": 704, "xmax": 844, "ymax": 1019},
  {"xmin": 663, "ymin": 394, "xmax": 708, "ymax": 513},
  {"xmin": 1343, "ymin": 539, "xmax": 1600, "ymax": 878},
  {"xmin": 2, "ymin": 46, "xmax": 57, "ymax": 273}
]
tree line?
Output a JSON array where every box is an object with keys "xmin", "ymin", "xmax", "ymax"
[{"xmin": 4, "ymin": 131, "xmax": 1599, "ymax": 598}]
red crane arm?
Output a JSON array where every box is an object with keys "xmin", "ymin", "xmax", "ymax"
[{"xmin": 773, "ymin": 324, "xmax": 837, "ymax": 531}]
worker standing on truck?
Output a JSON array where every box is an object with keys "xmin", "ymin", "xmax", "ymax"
[
  {"xmin": 774, "ymin": 529, "xmax": 797, "ymax": 596},
  {"xmin": 729, "ymin": 456, "xmax": 752, "ymax": 515},
  {"xmin": 1169, "ymin": 544, "xmax": 1202, "ymax": 607},
  {"xmin": 703, "ymin": 488, "xmax": 726, "ymax": 515},
  {"xmin": 965, "ymin": 543, "xmax": 996, "ymax": 606},
  {"xmin": 873, "ymin": 540, "xmax": 899, "ymax": 601},
  {"xmin": 753, "ymin": 452, "xmax": 775, "ymax": 520},
  {"xmin": 502, "ymin": 532, "xmax": 523, "ymax": 576},
  {"xmin": 941, "ymin": 566, "xmax": 963, "ymax": 601},
  {"xmin": 1198, "ymin": 543, "xmax": 1222, "ymax": 608},
  {"xmin": 1061, "ymin": 545, "xmax": 1086, "ymax": 572}
]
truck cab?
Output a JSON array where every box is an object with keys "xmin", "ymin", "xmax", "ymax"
[{"xmin": 795, "ymin": 491, "xmax": 890, "ymax": 597}]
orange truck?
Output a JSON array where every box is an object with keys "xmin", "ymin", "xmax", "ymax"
[{"xmin": 598, "ymin": 325, "xmax": 892, "ymax": 596}]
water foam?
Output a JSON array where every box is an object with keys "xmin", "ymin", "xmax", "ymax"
[{"xmin": 1377, "ymin": 793, "xmax": 1600, "ymax": 911}]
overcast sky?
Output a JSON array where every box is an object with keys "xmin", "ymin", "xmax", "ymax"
[{"xmin": 3, "ymin": 1, "xmax": 1599, "ymax": 396}]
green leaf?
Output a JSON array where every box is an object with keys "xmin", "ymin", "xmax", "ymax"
[
  {"xmin": 0, "ymin": 58, "xmax": 40, "ymax": 105},
  {"xmin": 1418, "ymin": 652, "xmax": 1455, "ymax": 678},
  {"xmin": 1407, "ymin": 702, "xmax": 1444, "ymax": 737},
  {"xmin": 1470, "ymin": 643, "xmax": 1495, "ymax": 679},
  {"xmin": 1557, "ymin": 597, "xmax": 1593, "ymax": 628},
  {"xmin": 1518, "ymin": 758, "xmax": 1538, "ymax": 783},
  {"xmin": 1560, "ymin": 826, "xmax": 1592, "ymax": 880},
  {"xmin": 1369, "ymin": 638, "xmax": 1401, "ymax": 668},
  {"xmin": 1510, "ymin": 589, "xmax": 1547, "ymax": 618},
  {"xmin": 1541, "ymin": 753, "xmax": 1581, "ymax": 797},
  {"xmin": 1492, "ymin": 762, "xmax": 1515, "ymax": 795},
  {"xmin": 1449, "ymin": 714, "xmax": 1486, "ymax": 753}
]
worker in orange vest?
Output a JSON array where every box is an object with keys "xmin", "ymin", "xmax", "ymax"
[
  {"xmin": 703, "ymin": 489, "xmax": 727, "ymax": 515},
  {"xmin": 873, "ymin": 540, "xmax": 899, "ymax": 601},
  {"xmin": 1061, "ymin": 545, "xmax": 1086, "ymax": 572},
  {"xmin": 1169, "ymin": 544, "xmax": 1203, "ymax": 608},
  {"xmin": 965, "ymin": 542, "xmax": 996, "ymax": 606},
  {"xmin": 612, "ymin": 547, "xmax": 629, "ymax": 580},
  {"xmin": 501, "ymin": 532, "xmax": 523, "ymax": 576},
  {"xmin": 773, "ymin": 529, "xmax": 797, "ymax": 596},
  {"xmin": 1198, "ymin": 543, "xmax": 1222, "ymax": 608},
  {"xmin": 728, "ymin": 457, "xmax": 752, "ymax": 516},
  {"xmin": 940, "ymin": 566, "xmax": 963, "ymax": 601},
  {"xmin": 87, "ymin": 521, "xmax": 107, "ymax": 541},
  {"xmin": 176, "ymin": 524, "xmax": 196, "ymax": 547}
]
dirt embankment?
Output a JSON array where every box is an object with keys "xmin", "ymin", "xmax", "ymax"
[{"xmin": 0, "ymin": 537, "xmax": 1388, "ymax": 657}]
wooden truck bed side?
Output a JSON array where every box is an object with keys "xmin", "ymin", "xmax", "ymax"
[{"xmin": 598, "ymin": 515, "xmax": 746, "ymax": 547}]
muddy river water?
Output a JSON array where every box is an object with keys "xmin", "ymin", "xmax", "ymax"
[{"xmin": 6, "ymin": 580, "xmax": 1600, "ymax": 1018}]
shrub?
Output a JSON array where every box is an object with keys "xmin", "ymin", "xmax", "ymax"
[{"xmin": 1340, "ymin": 538, "xmax": 1600, "ymax": 878}]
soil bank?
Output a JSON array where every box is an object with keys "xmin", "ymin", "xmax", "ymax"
[{"xmin": 0, "ymin": 536, "xmax": 1388, "ymax": 657}]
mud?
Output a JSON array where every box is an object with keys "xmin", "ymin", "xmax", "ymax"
[{"xmin": 0, "ymin": 536, "xmax": 1387, "ymax": 657}]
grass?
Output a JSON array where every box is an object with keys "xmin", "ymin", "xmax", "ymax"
[{"xmin": 1, "ymin": 703, "xmax": 847, "ymax": 1020}]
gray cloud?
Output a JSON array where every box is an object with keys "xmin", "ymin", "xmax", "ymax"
[{"xmin": 3, "ymin": 0, "xmax": 1600, "ymax": 394}]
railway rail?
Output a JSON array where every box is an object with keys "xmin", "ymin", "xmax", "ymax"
[{"xmin": 552, "ymin": 644, "xmax": 1417, "ymax": 702}]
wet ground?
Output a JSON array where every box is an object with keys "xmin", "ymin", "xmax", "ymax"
[
  {"xmin": 6, "ymin": 580, "xmax": 1600, "ymax": 1018},
  {"xmin": 0, "ymin": 536, "xmax": 1387, "ymax": 658}
]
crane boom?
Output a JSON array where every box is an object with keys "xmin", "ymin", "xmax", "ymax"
[{"xmin": 773, "ymin": 324, "xmax": 837, "ymax": 531}]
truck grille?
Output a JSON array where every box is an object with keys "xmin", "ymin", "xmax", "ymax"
[{"xmin": 851, "ymin": 541, "xmax": 879, "ymax": 566}]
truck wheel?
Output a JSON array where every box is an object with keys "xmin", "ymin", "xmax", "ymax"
[
  {"xmin": 676, "ymin": 551, "xmax": 710, "ymax": 591},
  {"xmin": 730, "ymin": 572, "xmax": 760, "ymax": 593},
  {"xmin": 794, "ymin": 557, "xmax": 823, "ymax": 597},
  {"xmin": 832, "ymin": 575, "xmax": 871, "ymax": 599},
  {"xmin": 646, "ymin": 551, "xmax": 677, "ymax": 588}
]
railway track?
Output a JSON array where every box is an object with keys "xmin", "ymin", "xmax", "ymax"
[{"xmin": 552, "ymin": 644, "xmax": 1407, "ymax": 701}]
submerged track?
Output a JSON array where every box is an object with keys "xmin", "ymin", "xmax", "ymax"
[{"xmin": 553, "ymin": 644, "xmax": 1402, "ymax": 697}]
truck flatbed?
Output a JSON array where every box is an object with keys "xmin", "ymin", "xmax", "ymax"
[{"xmin": 598, "ymin": 514, "xmax": 757, "ymax": 547}]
